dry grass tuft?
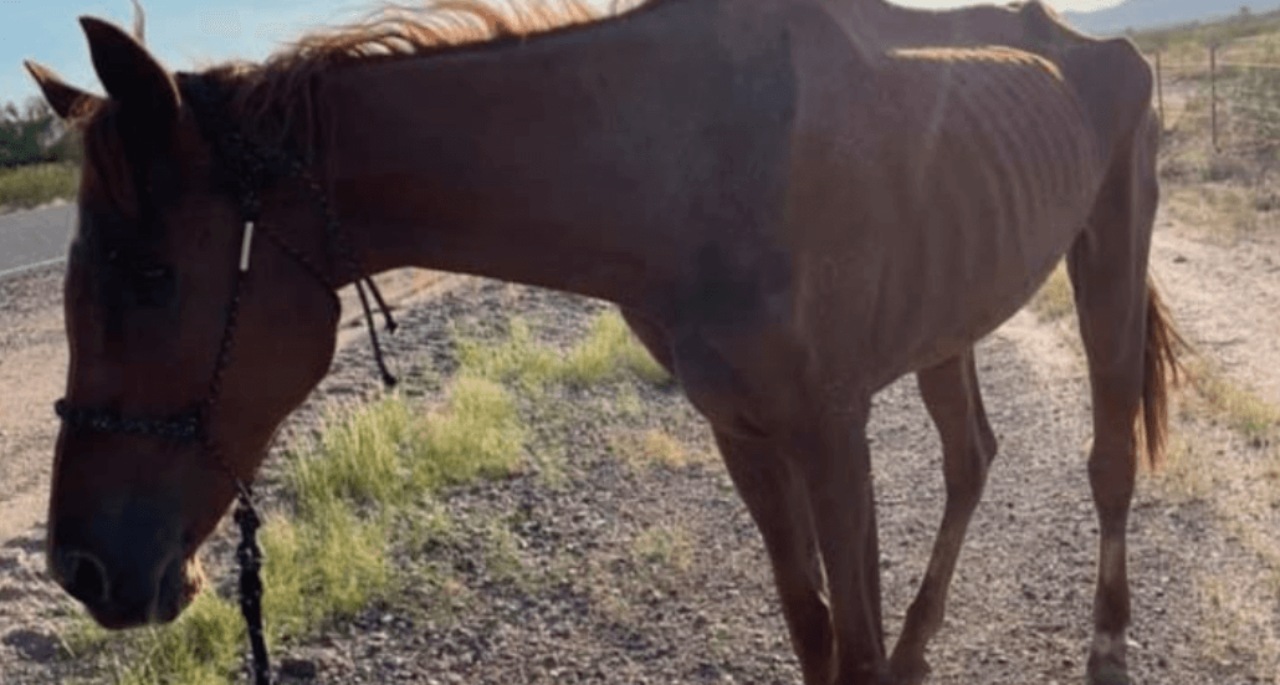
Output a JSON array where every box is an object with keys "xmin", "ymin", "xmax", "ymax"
[
  {"xmin": 612, "ymin": 429, "xmax": 707, "ymax": 471},
  {"xmin": 1027, "ymin": 262, "xmax": 1075, "ymax": 323}
]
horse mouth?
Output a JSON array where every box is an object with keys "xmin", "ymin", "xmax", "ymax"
[{"xmin": 88, "ymin": 554, "xmax": 206, "ymax": 629}]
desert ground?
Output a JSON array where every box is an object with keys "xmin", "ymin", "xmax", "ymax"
[{"xmin": 0, "ymin": 187, "xmax": 1277, "ymax": 684}]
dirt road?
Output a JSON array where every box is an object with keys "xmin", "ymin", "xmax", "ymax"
[
  {"xmin": 0, "ymin": 205, "xmax": 74, "ymax": 276},
  {"xmin": 0, "ymin": 266, "xmax": 64, "ymax": 547}
]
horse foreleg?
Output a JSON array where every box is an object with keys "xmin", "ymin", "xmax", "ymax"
[
  {"xmin": 794, "ymin": 404, "xmax": 887, "ymax": 685},
  {"xmin": 890, "ymin": 350, "xmax": 997, "ymax": 684},
  {"xmin": 716, "ymin": 429, "xmax": 836, "ymax": 685}
]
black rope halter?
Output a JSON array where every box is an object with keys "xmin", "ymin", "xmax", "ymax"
[{"xmin": 53, "ymin": 72, "xmax": 399, "ymax": 685}]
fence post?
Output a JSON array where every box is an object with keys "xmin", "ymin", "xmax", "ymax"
[
  {"xmin": 1210, "ymin": 43, "xmax": 1219, "ymax": 151},
  {"xmin": 1155, "ymin": 50, "xmax": 1165, "ymax": 128}
]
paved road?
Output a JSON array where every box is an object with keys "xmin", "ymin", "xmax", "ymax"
[{"xmin": 0, "ymin": 205, "xmax": 74, "ymax": 276}]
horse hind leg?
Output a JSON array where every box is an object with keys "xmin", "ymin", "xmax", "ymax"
[
  {"xmin": 1068, "ymin": 246, "xmax": 1144, "ymax": 685},
  {"xmin": 1068, "ymin": 113, "xmax": 1179, "ymax": 685},
  {"xmin": 889, "ymin": 349, "xmax": 998, "ymax": 685}
]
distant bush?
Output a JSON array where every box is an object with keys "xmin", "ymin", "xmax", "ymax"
[
  {"xmin": 0, "ymin": 98, "xmax": 80, "ymax": 167},
  {"xmin": 0, "ymin": 162, "xmax": 78, "ymax": 210}
]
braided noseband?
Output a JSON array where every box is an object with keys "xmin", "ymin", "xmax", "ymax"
[{"xmin": 53, "ymin": 72, "xmax": 399, "ymax": 685}]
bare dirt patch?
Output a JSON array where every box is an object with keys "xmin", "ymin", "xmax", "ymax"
[
  {"xmin": 1151, "ymin": 217, "xmax": 1280, "ymax": 408},
  {"xmin": 0, "ymin": 266, "xmax": 64, "ymax": 544}
]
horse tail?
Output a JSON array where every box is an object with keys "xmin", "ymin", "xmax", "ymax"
[{"xmin": 1138, "ymin": 278, "xmax": 1186, "ymax": 470}]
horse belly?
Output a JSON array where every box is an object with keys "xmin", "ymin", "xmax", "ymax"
[
  {"xmin": 783, "ymin": 38, "xmax": 1105, "ymax": 387},
  {"xmin": 850, "ymin": 70, "xmax": 1099, "ymax": 383},
  {"xmin": 873, "ymin": 106, "xmax": 1098, "ymax": 378}
]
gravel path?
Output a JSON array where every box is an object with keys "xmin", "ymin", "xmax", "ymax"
[{"xmin": 0, "ymin": 216, "xmax": 1276, "ymax": 684}]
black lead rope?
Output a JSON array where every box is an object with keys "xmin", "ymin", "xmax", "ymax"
[
  {"xmin": 223, "ymin": 280, "xmax": 397, "ymax": 685},
  {"xmin": 233, "ymin": 488, "xmax": 270, "ymax": 685},
  {"xmin": 230, "ymin": 271, "xmax": 397, "ymax": 685},
  {"xmin": 355, "ymin": 276, "xmax": 399, "ymax": 387},
  {"xmin": 196, "ymin": 234, "xmax": 275, "ymax": 685}
]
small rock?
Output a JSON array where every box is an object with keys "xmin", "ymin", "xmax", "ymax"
[{"xmin": 279, "ymin": 657, "xmax": 319, "ymax": 680}]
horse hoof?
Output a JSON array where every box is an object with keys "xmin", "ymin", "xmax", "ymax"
[
  {"xmin": 886, "ymin": 657, "xmax": 930, "ymax": 685},
  {"xmin": 1087, "ymin": 662, "xmax": 1131, "ymax": 685}
]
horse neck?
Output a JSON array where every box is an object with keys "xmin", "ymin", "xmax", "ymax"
[{"xmin": 313, "ymin": 0, "xmax": 726, "ymax": 310}]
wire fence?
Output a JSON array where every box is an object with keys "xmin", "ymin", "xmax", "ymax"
[{"xmin": 1146, "ymin": 32, "xmax": 1280, "ymax": 157}]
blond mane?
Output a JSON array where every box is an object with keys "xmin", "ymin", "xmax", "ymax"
[
  {"xmin": 70, "ymin": 0, "xmax": 654, "ymax": 219},
  {"xmin": 213, "ymin": 0, "xmax": 649, "ymax": 147}
]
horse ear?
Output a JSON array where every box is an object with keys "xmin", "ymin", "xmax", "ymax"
[
  {"xmin": 79, "ymin": 16, "xmax": 179, "ymax": 123},
  {"xmin": 23, "ymin": 61, "xmax": 100, "ymax": 119},
  {"xmin": 131, "ymin": 0, "xmax": 147, "ymax": 45}
]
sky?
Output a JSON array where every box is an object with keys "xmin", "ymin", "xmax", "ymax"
[{"xmin": 0, "ymin": 0, "xmax": 1126, "ymax": 107}]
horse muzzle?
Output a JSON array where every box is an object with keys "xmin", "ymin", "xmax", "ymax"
[{"xmin": 47, "ymin": 507, "xmax": 202, "ymax": 629}]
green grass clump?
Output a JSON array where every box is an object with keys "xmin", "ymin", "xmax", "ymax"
[
  {"xmin": 560, "ymin": 311, "xmax": 670, "ymax": 386},
  {"xmin": 291, "ymin": 397, "xmax": 417, "ymax": 513},
  {"xmin": 290, "ymin": 379, "xmax": 526, "ymax": 514},
  {"xmin": 457, "ymin": 318, "xmax": 562, "ymax": 389},
  {"xmin": 259, "ymin": 506, "xmax": 393, "ymax": 640},
  {"xmin": 110, "ymin": 595, "xmax": 244, "ymax": 685},
  {"xmin": 409, "ymin": 376, "xmax": 527, "ymax": 490},
  {"xmin": 460, "ymin": 311, "xmax": 669, "ymax": 389},
  {"xmin": 0, "ymin": 163, "xmax": 78, "ymax": 210}
]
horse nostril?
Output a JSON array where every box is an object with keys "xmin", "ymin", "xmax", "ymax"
[{"xmin": 54, "ymin": 549, "xmax": 111, "ymax": 605}]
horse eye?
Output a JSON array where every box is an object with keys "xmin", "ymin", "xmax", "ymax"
[
  {"xmin": 133, "ymin": 265, "xmax": 176, "ymax": 307},
  {"xmin": 141, "ymin": 266, "xmax": 168, "ymax": 281}
]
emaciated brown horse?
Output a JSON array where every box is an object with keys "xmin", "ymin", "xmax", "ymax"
[{"xmin": 26, "ymin": 0, "xmax": 1180, "ymax": 683}]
